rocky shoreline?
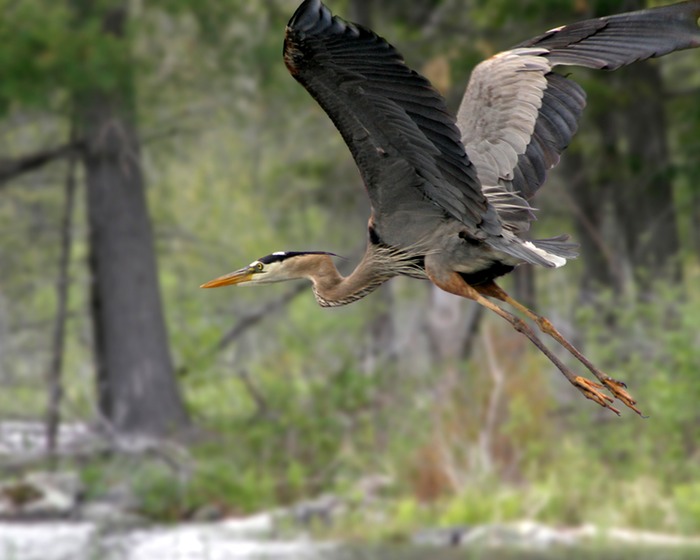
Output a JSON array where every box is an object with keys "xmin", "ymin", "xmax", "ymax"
[
  {"xmin": 2, "ymin": 516, "xmax": 700, "ymax": 560},
  {"xmin": 2, "ymin": 468, "xmax": 700, "ymax": 560},
  {"xmin": 2, "ymin": 421, "xmax": 700, "ymax": 559}
]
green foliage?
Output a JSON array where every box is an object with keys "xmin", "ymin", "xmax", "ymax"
[
  {"xmin": 570, "ymin": 286, "xmax": 700, "ymax": 476},
  {"xmin": 674, "ymin": 482, "xmax": 700, "ymax": 534},
  {"xmin": 0, "ymin": 1, "xmax": 135, "ymax": 113},
  {"xmin": 439, "ymin": 483, "xmax": 524, "ymax": 525},
  {"xmin": 135, "ymin": 455, "xmax": 276, "ymax": 520},
  {"xmin": 111, "ymin": 281, "xmax": 700, "ymax": 531},
  {"xmin": 2, "ymin": 0, "xmax": 700, "ymax": 543}
]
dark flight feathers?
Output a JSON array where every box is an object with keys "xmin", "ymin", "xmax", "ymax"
[
  {"xmin": 284, "ymin": 0, "xmax": 502, "ymax": 237},
  {"xmin": 284, "ymin": 0, "xmax": 700, "ymax": 266},
  {"xmin": 520, "ymin": 1, "xmax": 700, "ymax": 69},
  {"xmin": 508, "ymin": 0, "xmax": 700, "ymax": 203}
]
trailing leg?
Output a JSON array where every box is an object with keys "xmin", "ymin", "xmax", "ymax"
[
  {"xmin": 475, "ymin": 281, "xmax": 643, "ymax": 416},
  {"xmin": 425, "ymin": 267, "xmax": 622, "ymax": 414}
]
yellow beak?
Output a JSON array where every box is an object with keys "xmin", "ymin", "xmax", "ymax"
[{"xmin": 200, "ymin": 267, "xmax": 254, "ymax": 288}]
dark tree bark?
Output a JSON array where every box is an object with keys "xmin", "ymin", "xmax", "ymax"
[
  {"xmin": 564, "ymin": 63, "xmax": 680, "ymax": 300},
  {"xmin": 46, "ymin": 129, "xmax": 78, "ymax": 455},
  {"xmin": 580, "ymin": 0, "xmax": 681, "ymax": 291},
  {"xmin": 511, "ymin": 261, "xmax": 536, "ymax": 310},
  {"xmin": 362, "ymin": 285, "xmax": 397, "ymax": 373},
  {"xmin": 77, "ymin": 4, "xmax": 189, "ymax": 436},
  {"xmin": 611, "ymin": 63, "xmax": 681, "ymax": 288},
  {"xmin": 564, "ymin": 142, "xmax": 626, "ymax": 300},
  {"xmin": 691, "ymin": 189, "xmax": 700, "ymax": 260}
]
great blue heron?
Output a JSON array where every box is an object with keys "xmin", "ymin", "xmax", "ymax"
[{"xmin": 202, "ymin": 0, "xmax": 700, "ymax": 415}]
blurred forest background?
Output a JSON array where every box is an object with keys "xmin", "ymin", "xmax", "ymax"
[{"xmin": 1, "ymin": 0, "xmax": 700, "ymax": 537}]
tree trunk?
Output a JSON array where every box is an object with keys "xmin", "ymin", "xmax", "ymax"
[
  {"xmin": 511, "ymin": 263, "xmax": 536, "ymax": 311},
  {"xmin": 564, "ymin": 63, "xmax": 680, "ymax": 300},
  {"xmin": 612, "ymin": 63, "xmax": 681, "ymax": 289},
  {"xmin": 691, "ymin": 189, "xmax": 700, "ymax": 260},
  {"xmin": 46, "ymin": 129, "xmax": 78, "ymax": 454},
  {"xmin": 564, "ymin": 145, "xmax": 626, "ymax": 300},
  {"xmin": 78, "ymin": 4, "xmax": 189, "ymax": 436},
  {"xmin": 361, "ymin": 283, "xmax": 398, "ymax": 372},
  {"xmin": 586, "ymin": 0, "xmax": 682, "ymax": 291}
]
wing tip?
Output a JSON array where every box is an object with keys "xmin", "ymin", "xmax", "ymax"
[
  {"xmin": 284, "ymin": 0, "xmax": 359, "ymax": 76},
  {"xmin": 287, "ymin": 0, "xmax": 323, "ymax": 31},
  {"xmin": 284, "ymin": 0, "xmax": 325, "ymax": 75}
]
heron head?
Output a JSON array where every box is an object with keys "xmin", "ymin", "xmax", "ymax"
[{"xmin": 200, "ymin": 251, "xmax": 337, "ymax": 288}]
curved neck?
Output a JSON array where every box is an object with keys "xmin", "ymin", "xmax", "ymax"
[{"xmin": 299, "ymin": 252, "xmax": 392, "ymax": 307}]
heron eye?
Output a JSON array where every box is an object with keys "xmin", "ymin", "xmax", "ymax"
[{"xmin": 255, "ymin": 262, "xmax": 264, "ymax": 272}]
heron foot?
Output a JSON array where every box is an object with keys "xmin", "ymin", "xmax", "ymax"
[
  {"xmin": 601, "ymin": 375, "xmax": 646, "ymax": 418},
  {"xmin": 573, "ymin": 376, "xmax": 620, "ymax": 415}
]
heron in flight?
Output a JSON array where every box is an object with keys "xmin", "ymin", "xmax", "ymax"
[{"xmin": 202, "ymin": 0, "xmax": 700, "ymax": 415}]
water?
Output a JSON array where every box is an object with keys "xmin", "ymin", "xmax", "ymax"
[
  {"xmin": 332, "ymin": 545, "xmax": 700, "ymax": 560},
  {"xmin": 2, "ymin": 522, "xmax": 698, "ymax": 560}
]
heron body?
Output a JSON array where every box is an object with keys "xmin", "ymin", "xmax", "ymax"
[{"xmin": 203, "ymin": 0, "xmax": 700, "ymax": 415}]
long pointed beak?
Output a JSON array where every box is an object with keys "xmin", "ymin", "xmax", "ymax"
[{"xmin": 200, "ymin": 267, "xmax": 254, "ymax": 288}]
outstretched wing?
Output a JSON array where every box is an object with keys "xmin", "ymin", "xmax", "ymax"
[
  {"xmin": 284, "ymin": 0, "xmax": 502, "ymax": 241},
  {"xmin": 458, "ymin": 0, "xmax": 700, "ymax": 234}
]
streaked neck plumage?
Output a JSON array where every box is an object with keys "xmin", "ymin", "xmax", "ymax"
[
  {"xmin": 300, "ymin": 252, "xmax": 393, "ymax": 307},
  {"xmin": 292, "ymin": 245, "xmax": 425, "ymax": 307}
]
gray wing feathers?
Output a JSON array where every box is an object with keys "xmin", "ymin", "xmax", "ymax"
[
  {"xmin": 460, "ymin": 0, "xmax": 700, "ymax": 233},
  {"xmin": 459, "ymin": 49, "xmax": 550, "ymax": 187},
  {"xmin": 514, "ymin": 72, "xmax": 585, "ymax": 202},
  {"xmin": 458, "ymin": 49, "xmax": 554, "ymax": 233}
]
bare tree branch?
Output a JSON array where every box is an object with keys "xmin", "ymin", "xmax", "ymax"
[
  {"xmin": 0, "ymin": 142, "xmax": 83, "ymax": 185},
  {"xmin": 560, "ymin": 182, "xmax": 626, "ymax": 293},
  {"xmin": 239, "ymin": 368, "xmax": 269, "ymax": 421},
  {"xmin": 0, "ymin": 122, "xmax": 194, "ymax": 188},
  {"xmin": 45, "ymin": 128, "xmax": 79, "ymax": 456},
  {"xmin": 461, "ymin": 302, "xmax": 484, "ymax": 361},
  {"xmin": 216, "ymin": 283, "xmax": 307, "ymax": 351}
]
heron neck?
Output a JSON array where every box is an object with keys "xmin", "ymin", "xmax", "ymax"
[{"xmin": 307, "ymin": 253, "xmax": 390, "ymax": 307}]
